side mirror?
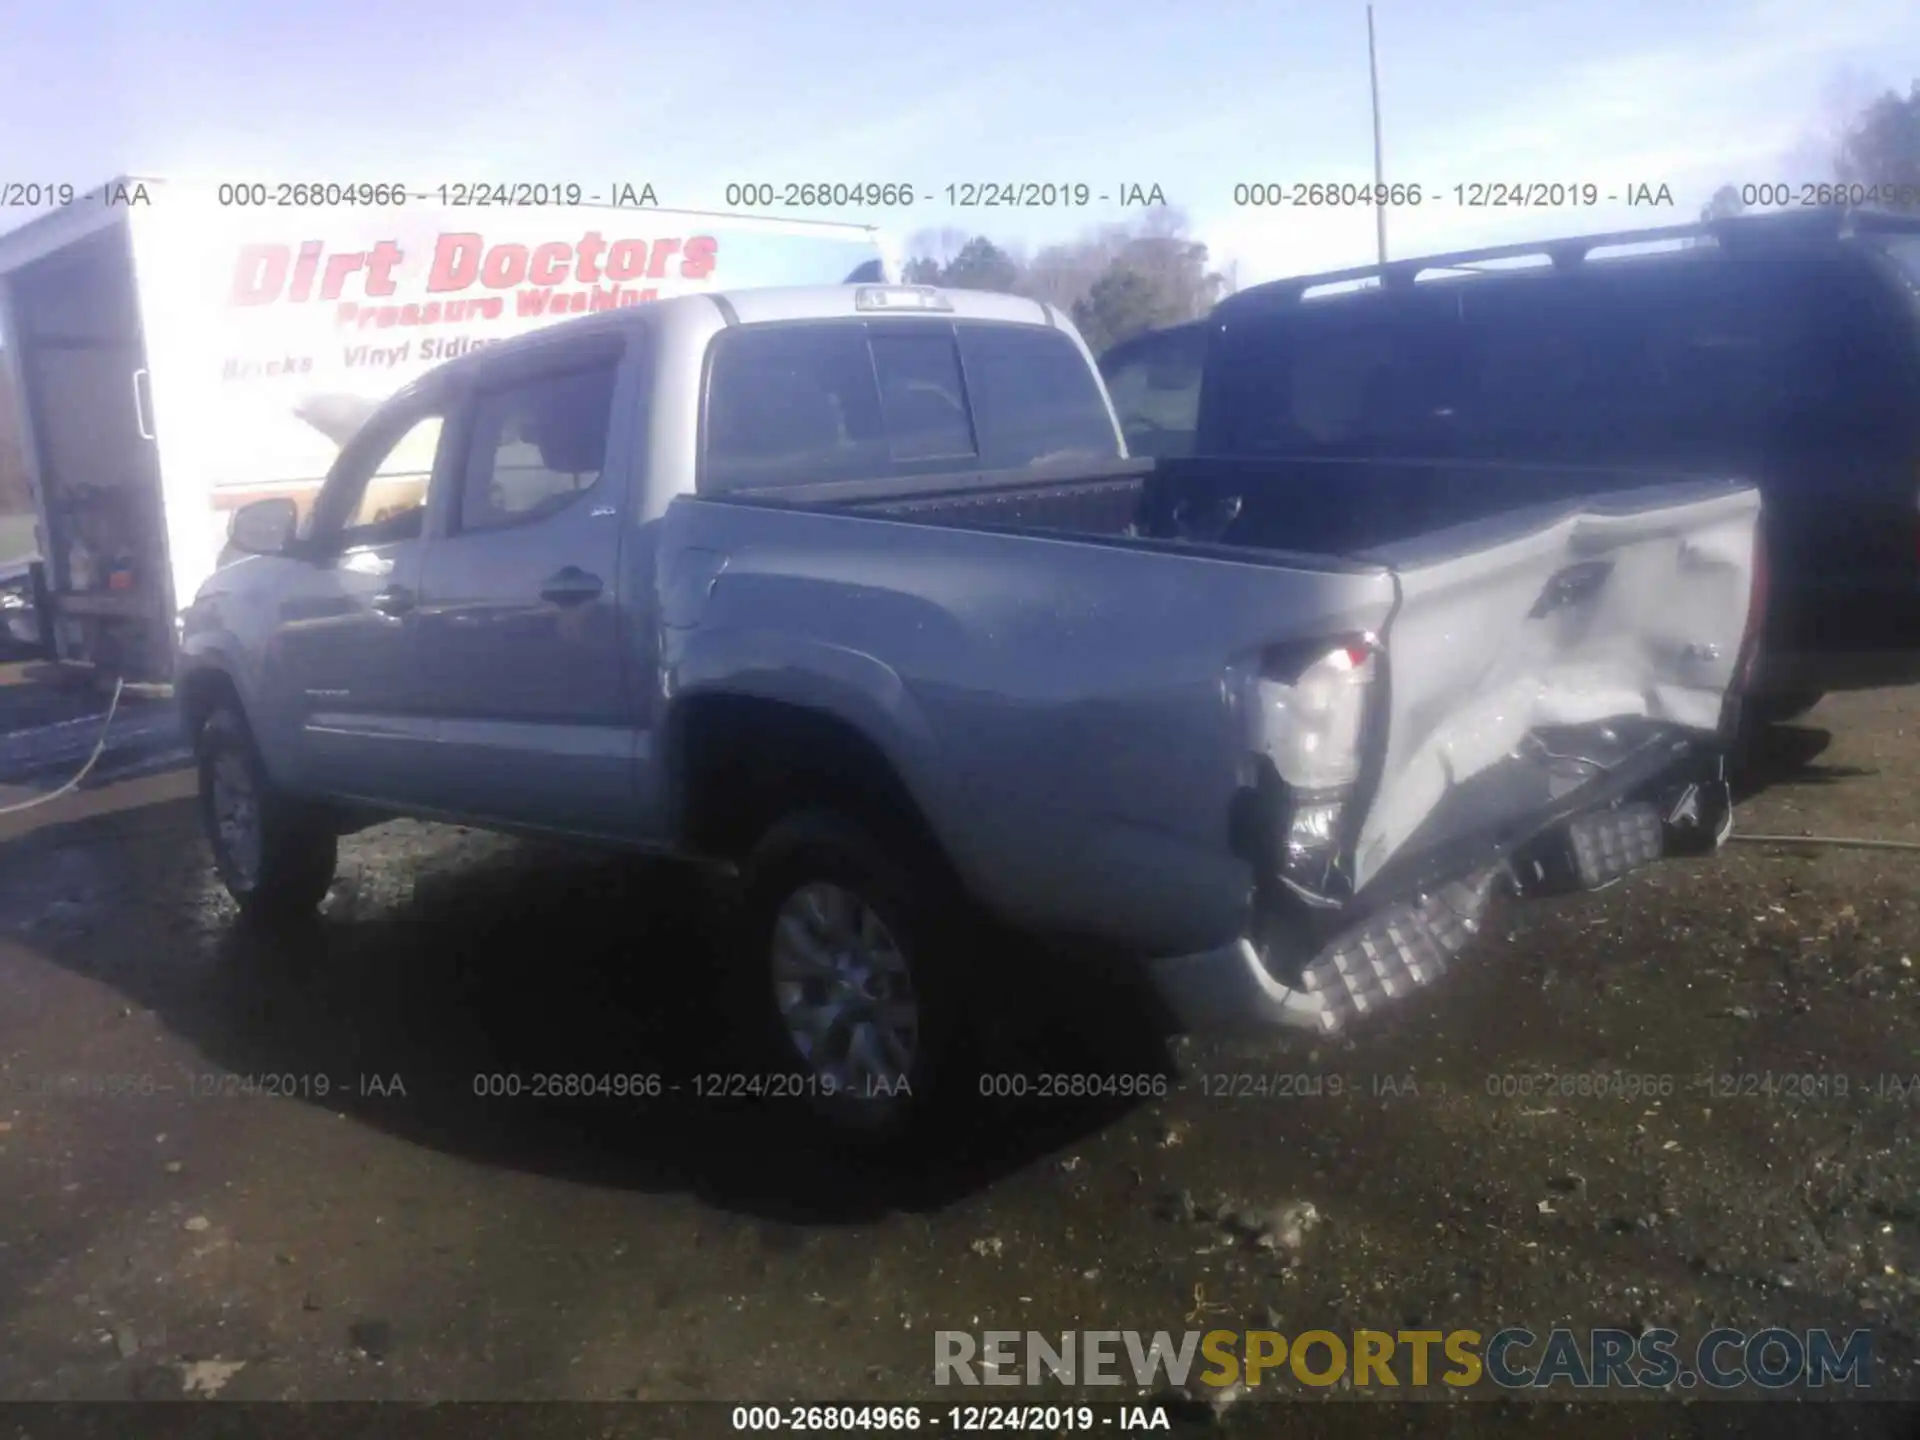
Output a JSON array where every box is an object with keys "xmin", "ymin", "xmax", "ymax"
[{"xmin": 228, "ymin": 497, "xmax": 298, "ymax": 556}]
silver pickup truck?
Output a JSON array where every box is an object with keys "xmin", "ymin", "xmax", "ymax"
[{"xmin": 177, "ymin": 283, "xmax": 1762, "ymax": 1143}]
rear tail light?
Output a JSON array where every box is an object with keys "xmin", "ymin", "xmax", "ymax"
[
  {"xmin": 1256, "ymin": 636, "xmax": 1380, "ymax": 792},
  {"xmin": 1239, "ymin": 634, "xmax": 1383, "ymax": 901},
  {"xmin": 1736, "ymin": 527, "xmax": 1770, "ymax": 693}
]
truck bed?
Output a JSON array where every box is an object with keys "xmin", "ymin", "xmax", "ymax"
[
  {"xmin": 671, "ymin": 454, "xmax": 1760, "ymax": 956},
  {"xmin": 715, "ymin": 452, "xmax": 1742, "ymax": 560}
]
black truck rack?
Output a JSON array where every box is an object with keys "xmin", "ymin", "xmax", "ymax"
[{"xmin": 1222, "ymin": 205, "xmax": 1920, "ymax": 311}]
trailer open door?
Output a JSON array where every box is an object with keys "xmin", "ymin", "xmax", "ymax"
[{"xmin": 0, "ymin": 203, "xmax": 172, "ymax": 682}]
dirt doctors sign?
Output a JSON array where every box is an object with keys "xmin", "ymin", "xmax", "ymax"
[
  {"xmin": 121, "ymin": 185, "xmax": 888, "ymax": 607},
  {"xmin": 225, "ymin": 229, "xmax": 722, "ymax": 332}
]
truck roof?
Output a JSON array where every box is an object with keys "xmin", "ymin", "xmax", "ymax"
[
  {"xmin": 712, "ymin": 284, "xmax": 1059, "ymax": 328},
  {"xmin": 1221, "ymin": 205, "xmax": 1920, "ymax": 315},
  {"xmin": 414, "ymin": 283, "xmax": 1068, "ymax": 384}
]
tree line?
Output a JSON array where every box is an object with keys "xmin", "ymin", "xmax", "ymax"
[
  {"xmin": 900, "ymin": 205, "xmax": 1237, "ymax": 355},
  {"xmin": 1700, "ymin": 79, "xmax": 1920, "ymax": 222}
]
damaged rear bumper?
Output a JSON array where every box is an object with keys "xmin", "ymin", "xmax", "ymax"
[
  {"xmin": 1146, "ymin": 740, "xmax": 1734, "ymax": 1035},
  {"xmin": 1146, "ymin": 868, "xmax": 1502, "ymax": 1033}
]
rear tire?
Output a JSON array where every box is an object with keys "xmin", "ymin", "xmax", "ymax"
[
  {"xmin": 735, "ymin": 810, "xmax": 975, "ymax": 1151},
  {"xmin": 196, "ymin": 704, "xmax": 338, "ymax": 923}
]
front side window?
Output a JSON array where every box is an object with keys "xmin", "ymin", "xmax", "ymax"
[{"xmin": 310, "ymin": 407, "xmax": 446, "ymax": 548}]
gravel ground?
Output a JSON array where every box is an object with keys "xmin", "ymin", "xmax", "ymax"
[{"xmin": 0, "ymin": 692, "xmax": 1917, "ymax": 1437}]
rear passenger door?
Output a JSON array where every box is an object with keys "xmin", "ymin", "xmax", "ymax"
[{"xmin": 411, "ymin": 332, "xmax": 641, "ymax": 835}]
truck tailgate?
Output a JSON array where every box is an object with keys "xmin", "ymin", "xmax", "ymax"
[{"xmin": 1349, "ymin": 481, "xmax": 1760, "ymax": 891}]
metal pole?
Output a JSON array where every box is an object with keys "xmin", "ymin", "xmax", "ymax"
[{"xmin": 1367, "ymin": 4, "xmax": 1387, "ymax": 265}]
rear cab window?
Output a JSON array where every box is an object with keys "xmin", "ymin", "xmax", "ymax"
[{"xmin": 699, "ymin": 319, "xmax": 1118, "ymax": 492}]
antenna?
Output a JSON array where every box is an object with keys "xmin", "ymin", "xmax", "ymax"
[{"xmin": 1367, "ymin": 5, "xmax": 1388, "ymax": 266}]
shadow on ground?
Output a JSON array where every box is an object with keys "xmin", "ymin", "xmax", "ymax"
[
  {"xmin": 7, "ymin": 796, "xmax": 1176, "ymax": 1224},
  {"xmin": 1730, "ymin": 722, "xmax": 1873, "ymax": 804},
  {"xmin": 10, "ymin": 716, "xmax": 1858, "ymax": 1229}
]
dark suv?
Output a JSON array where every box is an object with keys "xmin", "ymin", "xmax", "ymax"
[{"xmin": 1100, "ymin": 209, "xmax": 1920, "ymax": 718}]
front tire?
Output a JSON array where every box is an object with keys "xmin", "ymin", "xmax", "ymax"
[
  {"xmin": 736, "ymin": 810, "xmax": 972, "ymax": 1149},
  {"xmin": 197, "ymin": 705, "xmax": 338, "ymax": 922}
]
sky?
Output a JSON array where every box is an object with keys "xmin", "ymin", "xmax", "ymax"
[{"xmin": 0, "ymin": 0, "xmax": 1917, "ymax": 287}]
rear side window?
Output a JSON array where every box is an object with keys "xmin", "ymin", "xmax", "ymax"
[
  {"xmin": 701, "ymin": 319, "xmax": 1116, "ymax": 491},
  {"xmin": 1209, "ymin": 254, "xmax": 1920, "ymax": 467},
  {"xmin": 1207, "ymin": 295, "xmax": 1467, "ymax": 458},
  {"xmin": 459, "ymin": 361, "xmax": 619, "ymax": 532},
  {"xmin": 1454, "ymin": 257, "xmax": 1918, "ymax": 465},
  {"xmin": 1101, "ymin": 328, "xmax": 1205, "ymax": 458},
  {"xmin": 1452, "ymin": 278, "xmax": 1662, "ymax": 462}
]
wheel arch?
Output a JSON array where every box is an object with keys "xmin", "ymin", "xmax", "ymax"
[
  {"xmin": 666, "ymin": 689, "xmax": 964, "ymax": 893},
  {"xmin": 177, "ymin": 662, "xmax": 243, "ymax": 742}
]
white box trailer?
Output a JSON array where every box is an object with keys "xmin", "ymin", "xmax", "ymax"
[{"xmin": 0, "ymin": 178, "xmax": 896, "ymax": 682}]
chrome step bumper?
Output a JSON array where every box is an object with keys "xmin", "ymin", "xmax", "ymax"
[
  {"xmin": 1147, "ymin": 778, "xmax": 1730, "ymax": 1035},
  {"xmin": 1145, "ymin": 869, "xmax": 1501, "ymax": 1035}
]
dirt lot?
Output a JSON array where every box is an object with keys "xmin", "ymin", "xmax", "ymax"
[{"xmin": 0, "ymin": 692, "xmax": 1917, "ymax": 1435}]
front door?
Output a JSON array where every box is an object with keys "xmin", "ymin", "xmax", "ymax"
[
  {"xmin": 410, "ymin": 335, "xmax": 636, "ymax": 835},
  {"xmin": 264, "ymin": 392, "xmax": 451, "ymax": 803}
]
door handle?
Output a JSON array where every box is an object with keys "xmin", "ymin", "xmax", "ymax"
[
  {"xmin": 370, "ymin": 586, "xmax": 415, "ymax": 617},
  {"xmin": 540, "ymin": 567, "xmax": 604, "ymax": 606}
]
